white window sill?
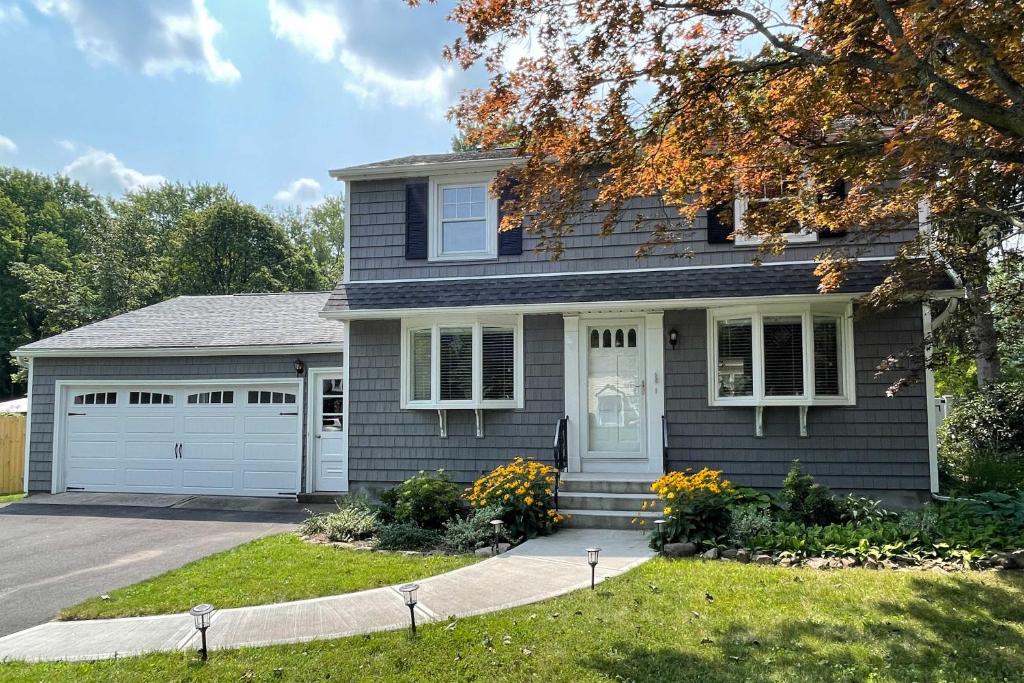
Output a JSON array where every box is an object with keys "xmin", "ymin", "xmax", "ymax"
[
  {"xmin": 734, "ymin": 231, "xmax": 819, "ymax": 247},
  {"xmin": 402, "ymin": 402, "xmax": 520, "ymax": 410},
  {"xmin": 709, "ymin": 396, "xmax": 855, "ymax": 408},
  {"xmin": 426, "ymin": 253, "xmax": 498, "ymax": 263}
]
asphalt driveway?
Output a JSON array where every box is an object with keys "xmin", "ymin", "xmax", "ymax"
[{"xmin": 0, "ymin": 501, "xmax": 299, "ymax": 637}]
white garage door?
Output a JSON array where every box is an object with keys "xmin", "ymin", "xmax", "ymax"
[{"xmin": 61, "ymin": 383, "xmax": 301, "ymax": 497}]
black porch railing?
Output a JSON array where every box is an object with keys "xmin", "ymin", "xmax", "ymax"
[
  {"xmin": 662, "ymin": 415, "xmax": 669, "ymax": 473},
  {"xmin": 553, "ymin": 415, "xmax": 568, "ymax": 510}
]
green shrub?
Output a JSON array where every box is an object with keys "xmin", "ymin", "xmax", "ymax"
[
  {"xmin": 940, "ymin": 383, "xmax": 1024, "ymax": 492},
  {"xmin": 840, "ymin": 495, "xmax": 897, "ymax": 524},
  {"xmin": 384, "ymin": 470, "xmax": 463, "ymax": 530},
  {"xmin": 728, "ymin": 504, "xmax": 775, "ymax": 547},
  {"xmin": 645, "ymin": 468, "xmax": 736, "ymax": 547},
  {"xmin": 466, "ymin": 458, "xmax": 563, "ymax": 539},
  {"xmin": 299, "ymin": 497, "xmax": 380, "ymax": 542},
  {"xmin": 375, "ymin": 523, "xmax": 442, "ymax": 551},
  {"xmin": 441, "ymin": 504, "xmax": 506, "ymax": 553},
  {"xmin": 777, "ymin": 461, "xmax": 844, "ymax": 526}
]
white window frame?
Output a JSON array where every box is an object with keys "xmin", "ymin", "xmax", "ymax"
[
  {"xmin": 733, "ymin": 176, "xmax": 818, "ymax": 246},
  {"xmin": 428, "ymin": 173, "xmax": 499, "ymax": 262},
  {"xmin": 400, "ymin": 314, "xmax": 524, "ymax": 410},
  {"xmin": 706, "ymin": 302, "xmax": 856, "ymax": 407}
]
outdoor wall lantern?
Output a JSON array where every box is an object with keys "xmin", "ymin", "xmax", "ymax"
[
  {"xmin": 189, "ymin": 603, "xmax": 215, "ymax": 660},
  {"xmin": 587, "ymin": 547, "xmax": 602, "ymax": 590},
  {"xmin": 399, "ymin": 583, "xmax": 419, "ymax": 635},
  {"xmin": 654, "ymin": 519, "xmax": 668, "ymax": 552},
  {"xmin": 293, "ymin": 358, "xmax": 305, "ymax": 376},
  {"xmin": 490, "ymin": 519, "xmax": 505, "ymax": 556},
  {"xmin": 667, "ymin": 329, "xmax": 679, "ymax": 349}
]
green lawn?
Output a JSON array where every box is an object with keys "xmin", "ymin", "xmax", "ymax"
[
  {"xmin": 7, "ymin": 558, "xmax": 1023, "ymax": 682},
  {"xmin": 59, "ymin": 533, "xmax": 479, "ymax": 620},
  {"xmin": 0, "ymin": 492, "xmax": 24, "ymax": 505}
]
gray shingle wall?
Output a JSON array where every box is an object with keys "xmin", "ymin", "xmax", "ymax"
[
  {"xmin": 27, "ymin": 353, "xmax": 344, "ymax": 492},
  {"xmin": 664, "ymin": 306, "xmax": 930, "ymax": 499},
  {"xmin": 348, "ymin": 178, "xmax": 915, "ymax": 281},
  {"xmin": 347, "ymin": 315, "xmax": 564, "ymax": 485}
]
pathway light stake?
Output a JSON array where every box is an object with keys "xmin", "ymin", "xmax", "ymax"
[
  {"xmin": 587, "ymin": 547, "xmax": 601, "ymax": 590},
  {"xmin": 399, "ymin": 583, "xmax": 419, "ymax": 635},
  {"xmin": 490, "ymin": 519, "xmax": 505, "ymax": 556},
  {"xmin": 654, "ymin": 519, "xmax": 667, "ymax": 552},
  {"xmin": 189, "ymin": 603, "xmax": 214, "ymax": 661}
]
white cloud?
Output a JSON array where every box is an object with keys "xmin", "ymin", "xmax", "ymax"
[
  {"xmin": 33, "ymin": 0, "xmax": 239, "ymax": 83},
  {"xmin": 55, "ymin": 138, "xmax": 77, "ymax": 151},
  {"xmin": 0, "ymin": 3, "xmax": 26, "ymax": 24},
  {"xmin": 63, "ymin": 149, "xmax": 166, "ymax": 196},
  {"xmin": 273, "ymin": 177, "xmax": 323, "ymax": 207},
  {"xmin": 0, "ymin": 134, "xmax": 16, "ymax": 154},
  {"xmin": 267, "ymin": 0, "xmax": 475, "ymax": 111}
]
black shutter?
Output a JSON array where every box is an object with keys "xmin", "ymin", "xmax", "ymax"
[
  {"xmin": 405, "ymin": 180, "xmax": 428, "ymax": 259},
  {"xmin": 819, "ymin": 179, "xmax": 847, "ymax": 237},
  {"xmin": 497, "ymin": 180, "xmax": 522, "ymax": 256},
  {"xmin": 706, "ymin": 202, "xmax": 734, "ymax": 244}
]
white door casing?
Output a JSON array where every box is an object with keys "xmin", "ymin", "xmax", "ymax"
[
  {"xmin": 53, "ymin": 379, "xmax": 303, "ymax": 497},
  {"xmin": 309, "ymin": 368, "xmax": 348, "ymax": 492}
]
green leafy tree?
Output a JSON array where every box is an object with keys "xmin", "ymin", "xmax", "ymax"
[{"xmin": 273, "ymin": 195, "xmax": 345, "ymax": 287}]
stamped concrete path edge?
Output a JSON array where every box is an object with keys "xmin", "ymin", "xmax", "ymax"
[{"xmin": 0, "ymin": 529, "xmax": 653, "ymax": 663}]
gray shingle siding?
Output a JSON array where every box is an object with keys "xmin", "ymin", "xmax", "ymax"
[
  {"xmin": 347, "ymin": 178, "xmax": 916, "ymax": 282},
  {"xmin": 347, "ymin": 315, "xmax": 563, "ymax": 486},
  {"xmin": 664, "ymin": 306, "xmax": 930, "ymax": 498},
  {"xmin": 27, "ymin": 353, "xmax": 344, "ymax": 493}
]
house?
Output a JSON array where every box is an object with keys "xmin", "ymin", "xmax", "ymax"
[{"xmin": 14, "ymin": 149, "xmax": 959, "ymax": 522}]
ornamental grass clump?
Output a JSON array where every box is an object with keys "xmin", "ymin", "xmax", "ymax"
[
  {"xmin": 466, "ymin": 458, "xmax": 563, "ymax": 539},
  {"xmin": 642, "ymin": 468, "xmax": 735, "ymax": 547}
]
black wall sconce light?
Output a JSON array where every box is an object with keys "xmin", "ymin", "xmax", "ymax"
[
  {"xmin": 293, "ymin": 358, "xmax": 305, "ymax": 376},
  {"xmin": 667, "ymin": 329, "xmax": 679, "ymax": 349}
]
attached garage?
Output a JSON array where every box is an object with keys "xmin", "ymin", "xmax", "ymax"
[{"xmin": 16, "ymin": 293, "xmax": 347, "ymax": 499}]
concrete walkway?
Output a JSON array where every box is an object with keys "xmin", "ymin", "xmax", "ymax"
[{"xmin": 0, "ymin": 529, "xmax": 653, "ymax": 663}]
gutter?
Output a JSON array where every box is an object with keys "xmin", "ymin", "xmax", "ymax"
[{"xmin": 329, "ymin": 156, "xmax": 526, "ymax": 182}]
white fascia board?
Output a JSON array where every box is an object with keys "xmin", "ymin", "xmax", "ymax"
[
  {"xmin": 320, "ymin": 291, "xmax": 971, "ymax": 321},
  {"xmin": 14, "ymin": 342, "xmax": 345, "ymax": 359},
  {"xmin": 329, "ymin": 157, "xmax": 527, "ymax": 182}
]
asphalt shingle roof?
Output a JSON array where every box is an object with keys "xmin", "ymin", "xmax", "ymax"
[
  {"xmin": 323, "ymin": 262, "xmax": 954, "ymax": 315},
  {"xmin": 331, "ymin": 148, "xmax": 519, "ymax": 174},
  {"xmin": 18, "ymin": 292, "xmax": 344, "ymax": 353}
]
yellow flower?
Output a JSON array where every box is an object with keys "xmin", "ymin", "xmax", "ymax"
[
  {"xmin": 524, "ymin": 496, "xmax": 534, "ymax": 506},
  {"xmin": 664, "ymin": 506, "xmax": 672, "ymax": 515},
  {"xmin": 667, "ymin": 492, "xmax": 675, "ymax": 500}
]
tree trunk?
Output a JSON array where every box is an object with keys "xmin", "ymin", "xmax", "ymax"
[{"xmin": 965, "ymin": 277, "xmax": 1002, "ymax": 387}]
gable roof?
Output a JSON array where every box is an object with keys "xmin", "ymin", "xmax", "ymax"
[
  {"xmin": 330, "ymin": 148, "xmax": 523, "ymax": 181},
  {"xmin": 16, "ymin": 292, "xmax": 344, "ymax": 357},
  {"xmin": 321, "ymin": 261, "xmax": 958, "ymax": 319}
]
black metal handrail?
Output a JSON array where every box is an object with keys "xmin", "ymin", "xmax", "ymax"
[
  {"xmin": 662, "ymin": 415, "xmax": 669, "ymax": 473},
  {"xmin": 553, "ymin": 415, "xmax": 568, "ymax": 510}
]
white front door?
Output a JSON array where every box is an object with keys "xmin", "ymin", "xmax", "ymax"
[
  {"xmin": 580, "ymin": 320, "xmax": 648, "ymax": 472},
  {"xmin": 312, "ymin": 372, "xmax": 348, "ymax": 492}
]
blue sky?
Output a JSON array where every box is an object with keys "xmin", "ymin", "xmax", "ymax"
[{"xmin": 0, "ymin": 1, "xmax": 482, "ymax": 207}]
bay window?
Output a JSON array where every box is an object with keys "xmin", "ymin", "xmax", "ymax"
[
  {"xmin": 401, "ymin": 316, "xmax": 523, "ymax": 409},
  {"xmin": 708, "ymin": 303, "xmax": 854, "ymax": 406}
]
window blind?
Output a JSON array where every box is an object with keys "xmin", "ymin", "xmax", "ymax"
[
  {"xmin": 717, "ymin": 319, "xmax": 753, "ymax": 397},
  {"xmin": 813, "ymin": 317, "xmax": 841, "ymax": 395},
  {"xmin": 482, "ymin": 327, "xmax": 515, "ymax": 400},
  {"xmin": 763, "ymin": 316, "xmax": 804, "ymax": 396},
  {"xmin": 410, "ymin": 329, "xmax": 432, "ymax": 401},
  {"xmin": 440, "ymin": 327, "xmax": 473, "ymax": 401}
]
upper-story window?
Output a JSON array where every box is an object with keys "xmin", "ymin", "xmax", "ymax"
[
  {"xmin": 429, "ymin": 174, "xmax": 498, "ymax": 261},
  {"xmin": 734, "ymin": 179, "xmax": 817, "ymax": 246}
]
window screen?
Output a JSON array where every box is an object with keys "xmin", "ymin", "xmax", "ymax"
[
  {"xmin": 482, "ymin": 327, "xmax": 514, "ymax": 400},
  {"xmin": 439, "ymin": 327, "xmax": 472, "ymax": 401},
  {"xmin": 440, "ymin": 185, "xmax": 487, "ymax": 254},
  {"xmin": 763, "ymin": 316, "xmax": 804, "ymax": 396},
  {"xmin": 813, "ymin": 317, "xmax": 842, "ymax": 395},
  {"xmin": 410, "ymin": 329, "xmax": 432, "ymax": 401},
  {"xmin": 716, "ymin": 319, "xmax": 753, "ymax": 398}
]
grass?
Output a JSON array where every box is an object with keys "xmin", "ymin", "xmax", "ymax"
[
  {"xmin": 6, "ymin": 558, "xmax": 1023, "ymax": 682},
  {"xmin": 0, "ymin": 492, "xmax": 24, "ymax": 505},
  {"xmin": 59, "ymin": 533, "xmax": 478, "ymax": 620}
]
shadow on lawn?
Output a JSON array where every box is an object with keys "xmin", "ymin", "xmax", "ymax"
[{"xmin": 585, "ymin": 572, "xmax": 1024, "ymax": 682}]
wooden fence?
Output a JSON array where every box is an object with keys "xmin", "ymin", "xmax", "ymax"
[{"xmin": 0, "ymin": 414, "xmax": 25, "ymax": 494}]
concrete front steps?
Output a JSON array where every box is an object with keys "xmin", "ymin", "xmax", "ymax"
[{"xmin": 558, "ymin": 474, "xmax": 661, "ymax": 530}]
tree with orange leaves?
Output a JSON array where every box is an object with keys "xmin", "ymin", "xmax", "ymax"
[{"xmin": 430, "ymin": 0, "xmax": 1024, "ymax": 387}]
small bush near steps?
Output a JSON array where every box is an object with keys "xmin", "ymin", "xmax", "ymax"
[
  {"xmin": 466, "ymin": 458, "xmax": 563, "ymax": 540},
  {"xmin": 380, "ymin": 469, "xmax": 463, "ymax": 530}
]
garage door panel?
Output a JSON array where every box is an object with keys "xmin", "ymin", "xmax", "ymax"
[
  {"xmin": 124, "ymin": 416, "xmax": 177, "ymax": 433},
  {"xmin": 124, "ymin": 440, "xmax": 177, "ymax": 460},
  {"xmin": 183, "ymin": 416, "xmax": 236, "ymax": 435},
  {"xmin": 63, "ymin": 383, "xmax": 301, "ymax": 498}
]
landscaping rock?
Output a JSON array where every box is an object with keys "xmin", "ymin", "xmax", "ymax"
[
  {"xmin": 1008, "ymin": 550, "xmax": 1024, "ymax": 570},
  {"xmin": 864, "ymin": 558, "xmax": 882, "ymax": 570},
  {"xmin": 735, "ymin": 549, "xmax": 751, "ymax": 563},
  {"xmin": 721, "ymin": 549, "xmax": 739, "ymax": 560},
  {"xmin": 664, "ymin": 542, "xmax": 699, "ymax": 558},
  {"xmin": 840, "ymin": 557, "xmax": 857, "ymax": 569},
  {"xmin": 805, "ymin": 557, "xmax": 829, "ymax": 570},
  {"xmin": 702, "ymin": 548, "xmax": 720, "ymax": 560},
  {"xmin": 753, "ymin": 553, "xmax": 774, "ymax": 565},
  {"xmin": 778, "ymin": 557, "xmax": 795, "ymax": 567}
]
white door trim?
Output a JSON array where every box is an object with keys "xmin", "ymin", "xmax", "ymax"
[
  {"xmin": 51, "ymin": 378, "xmax": 303, "ymax": 496},
  {"xmin": 306, "ymin": 366, "xmax": 349, "ymax": 493}
]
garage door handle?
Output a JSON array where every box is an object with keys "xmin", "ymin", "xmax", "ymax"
[
  {"xmin": 279, "ymin": 411, "xmax": 298, "ymax": 416},
  {"xmin": 68, "ymin": 412, "xmax": 86, "ymax": 416},
  {"xmin": 174, "ymin": 443, "xmax": 181, "ymax": 459}
]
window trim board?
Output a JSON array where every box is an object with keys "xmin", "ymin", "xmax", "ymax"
[{"xmin": 705, "ymin": 302, "xmax": 856, "ymax": 407}]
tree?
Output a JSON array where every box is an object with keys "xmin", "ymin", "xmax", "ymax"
[
  {"xmin": 273, "ymin": 195, "xmax": 346, "ymax": 287},
  {"xmin": 165, "ymin": 199, "xmax": 322, "ymax": 295},
  {"xmin": 443, "ymin": 0, "xmax": 1024, "ymax": 386}
]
